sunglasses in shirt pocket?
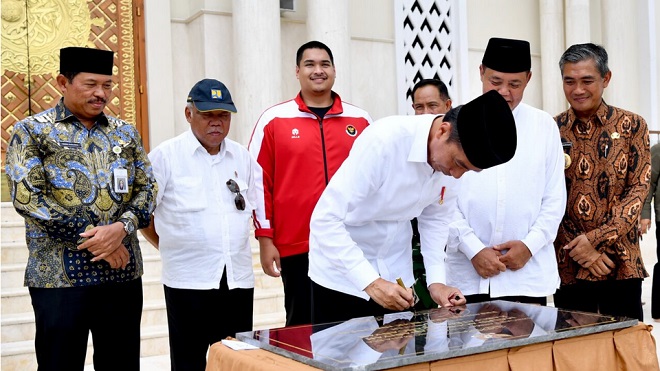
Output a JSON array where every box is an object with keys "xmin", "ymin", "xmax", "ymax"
[{"xmin": 230, "ymin": 178, "xmax": 253, "ymax": 212}]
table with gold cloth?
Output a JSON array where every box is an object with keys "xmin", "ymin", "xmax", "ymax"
[{"xmin": 207, "ymin": 323, "xmax": 658, "ymax": 371}]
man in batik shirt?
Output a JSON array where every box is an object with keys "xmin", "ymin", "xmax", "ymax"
[
  {"xmin": 5, "ymin": 47, "xmax": 156, "ymax": 371},
  {"xmin": 554, "ymin": 43, "xmax": 650, "ymax": 321}
]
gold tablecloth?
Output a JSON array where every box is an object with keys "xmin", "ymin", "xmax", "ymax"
[{"xmin": 206, "ymin": 323, "xmax": 658, "ymax": 371}]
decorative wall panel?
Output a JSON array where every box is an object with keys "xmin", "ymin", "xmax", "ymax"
[
  {"xmin": 394, "ymin": 0, "xmax": 463, "ymax": 115},
  {"xmin": 1, "ymin": 0, "xmax": 141, "ymax": 167}
]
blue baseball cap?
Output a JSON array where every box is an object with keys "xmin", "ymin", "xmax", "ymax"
[{"xmin": 187, "ymin": 79, "xmax": 237, "ymax": 113}]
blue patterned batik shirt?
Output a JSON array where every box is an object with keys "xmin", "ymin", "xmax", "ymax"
[{"xmin": 5, "ymin": 98, "xmax": 157, "ymax": 288}]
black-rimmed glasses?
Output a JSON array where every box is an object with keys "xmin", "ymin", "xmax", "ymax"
[{"xmin": 226, "ymin": 179, "xmax": 246, "ymax": 211}]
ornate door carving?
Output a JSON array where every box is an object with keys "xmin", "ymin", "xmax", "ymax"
[{"xmin": 1, "ymin": 0, "xmax": 147, "ymax": 170}]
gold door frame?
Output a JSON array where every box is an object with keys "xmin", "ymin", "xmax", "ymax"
[{"xmin": 1, "ymin": 0, "xmax": 148, "ymax": 200}]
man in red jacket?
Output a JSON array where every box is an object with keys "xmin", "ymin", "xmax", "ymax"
[{"xmin": 249, "ymin": 41, "xmax": 373, "ymax": 326}]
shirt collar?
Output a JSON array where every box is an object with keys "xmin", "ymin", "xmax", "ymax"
[
  {"xmin": 54, "ymin": 98, "xmax": 109, "ymax": 127},
  {"xmin": 183, "ymin": 129, "xmax": 228, "ymax": 157},
  {"xmin": 565, "ymin": 100, "xmax": 611, "ymax": 129},
  {"xmin": 295, "ymin": 91, "xmax": 343, "ymax": 115},
  {"xmin": 408, "ymin": 114, "xmax": 438, "ymax": 164}
]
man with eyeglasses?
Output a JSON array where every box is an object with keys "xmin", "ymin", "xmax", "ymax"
[
  {"xmin": 141, "ymin": 79, "xmax": 259, "ymax": 370},
  {"xmin": 308, "ymin": 90, "xmax": 518, "ymax": 324}
]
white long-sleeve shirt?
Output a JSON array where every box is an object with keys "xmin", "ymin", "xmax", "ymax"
[
  {"xmin": 309, "ymin": 115, "xmax": 459, "ymax": 300},
  {"xmin": 149, "ymin": 130, "xmax": 258, "ymax": 290},
  {"xmin": 446, "ymin": 103, "xmax": 566, "ymax": 297}
]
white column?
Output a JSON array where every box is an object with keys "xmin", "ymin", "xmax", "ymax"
[
  {"xmin": 144, "ymin": 0, "xmax": 175, "ymax": 148},
  {"xmin": 306, "ymin": 0, "xmax": 352, "ymax": 100},
  {"xmin": 601, "ymin": 0, "xmax": 640, "ymax": 113},
  {"xmin": 539, "ymin": 0, "xmax": 566, "ymax": 114},
  {"xmin": 564, "ymin": 0, "xmax": 590, "ymax": 46},
  {"xmin": 648, "ymin": 0, "xmax": 658, "ymax": 132},
  {"xmin": 232, "ymin": 0, "xmax": 282, "ymax": 146}
]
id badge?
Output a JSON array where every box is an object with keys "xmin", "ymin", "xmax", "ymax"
[{"xmin": 114, "ymin": 168, "xmax": 128, "ymax": 193}]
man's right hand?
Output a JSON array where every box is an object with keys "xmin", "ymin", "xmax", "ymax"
[
  {"xmin": 471, "ymin": 247, "xmax": 506, "ymax": 278},
  {"xmin": 363, "ymin": 319, "xmax": 415, "ymax": 353},
  {"xmin": 258, "ymin": 237, "xmax": 281, "ymax": 277},
  {"xmin": 103, "ymin": 245, "xmax": 130, "ymax": 269},
  {"xmin": 586, "ymin": 253, "xmax": 615, "ymax": 277},
  {"xmin": 364, "ymin": 278, "xmax": 414, "ymax": 311}
]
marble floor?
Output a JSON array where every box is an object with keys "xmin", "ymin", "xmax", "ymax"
[{"xmin": 139, "ymin": 355, "xmax": 171, "ymax": 370}]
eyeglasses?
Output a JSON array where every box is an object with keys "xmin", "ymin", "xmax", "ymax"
[{"xmin": 226, "ymin": 179, "xmax": 246, "ymax": 211}]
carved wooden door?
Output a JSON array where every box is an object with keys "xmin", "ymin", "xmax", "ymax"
[{"xmin": 1, "ymin": 0, "xmax": 148, "ymax": 176}]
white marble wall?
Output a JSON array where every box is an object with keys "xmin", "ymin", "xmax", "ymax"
[
  {"xmin": 143, "ymin": 0, "xmax": 175, "ymax": 148},
  {"xmin": 142, "ymin": 0, "xmax": 659, "ymax": 148}
]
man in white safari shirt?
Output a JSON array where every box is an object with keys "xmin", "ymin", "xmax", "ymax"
[{"xmin": 141, "ymin": 79, "xmax": 259, "ymax": 371}]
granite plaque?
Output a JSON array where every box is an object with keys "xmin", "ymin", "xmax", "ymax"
[{"xmin": 236, "ymin": 300, "xmax": 638, "ymax": 371}]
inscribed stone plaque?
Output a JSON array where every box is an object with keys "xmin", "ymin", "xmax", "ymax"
[{"xmin": 236, "ymin": 300, "xmax": 637, "ymax": 371}]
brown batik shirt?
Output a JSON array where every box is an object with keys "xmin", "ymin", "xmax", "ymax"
[{"xmin": 554, "ymin": 101, "xmax": 650, "ymax": 285}]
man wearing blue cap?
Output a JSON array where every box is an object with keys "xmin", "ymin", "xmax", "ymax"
[
  {"xmin": 141, "ymin": 78, "xmax": 258, "ymax": 370},
  {"xmin": 446, "ymin": 37, "xmax": 566, "ymax": 306},
  {"xmin": 5, "ymin": 47, "xmax": 157, "ymax": 371}
]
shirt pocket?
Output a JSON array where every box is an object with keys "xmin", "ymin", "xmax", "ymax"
[{"xmin": 173, "ymin": 176, "xmax": 207, "ymax": 212}]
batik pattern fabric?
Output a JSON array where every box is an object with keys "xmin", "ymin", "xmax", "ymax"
[
  {"xmin": 555, "ymin": 101, "xmax": 650, "ymax": 285},
  {"xmin": 5, "ymin": 99, "xmax": 157, "ymax": 288}
]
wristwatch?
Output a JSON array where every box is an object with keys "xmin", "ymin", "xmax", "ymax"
[{"xmin": 119, "ymin": 218, "xmax": 136, "ymax": 235}]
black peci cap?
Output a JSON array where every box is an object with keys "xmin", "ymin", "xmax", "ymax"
[
  {"xmin": 481, "ymin": 37, "xmax": 531, "ymax": 73},
  {"xmin": 59, "ymin": 47, "xmax": 114, "ymax": 75},
  {"xmin": 456, "ymin": 90, "xmax": 517, "ymax": 169}
]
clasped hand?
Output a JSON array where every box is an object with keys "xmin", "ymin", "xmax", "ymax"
[
  {"xmin": 471, "ymin": 240, "xmax": 531, "ymax": 278},
  {"xmin": 77, "ymin": 222, "xmax": 128, "ymax": 269},
  {"xmin": 563, "ymin": 234, "xmax": 615, "ymax": 277}
]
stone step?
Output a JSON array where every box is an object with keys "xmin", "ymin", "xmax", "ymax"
[
  {"xmin": 2, "ymin": 266, "xmax": 282, "ymax": 310},
  {"xmin": 0, "ymin": 203, "xmax": 289, "ymax": 369},
  {"xmin": 0, "ymin": 300, "xmax": 167, "ymax": 343},
  {"xmin": 1, "ymin": 265, "xmax": 281, "ymax": 302},
  {"xmin": 1, "ymin": 278, "xmax": 165, "ymax": 317},
  {"xmin": 1, "ymin": 221, "xmax": 25, "ymax": 244},
  {"xmin": 1, "ymin": 308, "xmax": 286, "ymax": 371},
  {"xmin": 0, "ymin": 242, "xmax": 28, "ymax": 265},
  {"xmin": 1, "ymin": 239, "xmax": 163, "ymax": 267},
  {"xmin": 2, "ymin": 285, "xmax": 283, "ymax": 342},
  {"xmin": 253, "ymin": 311, "xmax": 286, "ymax": 330},
  {"xmin": 0, "ymin": 324, "xmax": 171, "ymax": 370},
  {"xmin": 254, "ymin": 286, "xmax": 285, "ymax": 316},
  {"xmin": 1, "ymin": 255, "xmax": 164, "ymax": 291},
  {"xmin": 1, "ymin": 202, "xmax": 22, "ymax": 223},
  {"xmin": 254, "ymin": 269, "xmax": 284, "ymax": 290}
]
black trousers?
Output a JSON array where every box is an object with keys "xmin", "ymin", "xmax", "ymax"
[
  {"xmin": 553, "ymin": 278, "xmax": 643, "ymax": 321},
  {"xmin": 29, "ymin": 278, "xmax": 143, "ymax": 371},
  {"xmin": 280, "ymin": 253, "xmax": 312, "ymax": 326},
  {"xmin": 164, "ymin": 270, "xmax": 254, "ymax": 371},
  {"xmin": 653, "ymin": 222, "xmax": 660, "ymax": 319},
  {"xmin": 464, "ymin": 293, "xmax": 547, "ymax": 306},
  {"xmin": 311, "ymin": 280, "xmax": 399, "ymax": 324}
]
